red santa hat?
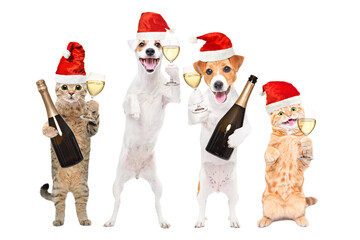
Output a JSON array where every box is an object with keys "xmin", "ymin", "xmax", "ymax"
[
  {"xmin": 136, "ymin": 12, "xmax": 173, "ymax": 40},
  {"xmin": 55, "ymin": 42, "xmax": 86, "ymax": 84},
  {"xmin": 261, "ymin": 81, "xmax": 301, "ymax": 114},
  {"xmin": 190, "ymin": 32, "xmax": 235, "ymax": 62}
]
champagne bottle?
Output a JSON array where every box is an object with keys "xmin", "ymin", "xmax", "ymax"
[
  {"xmin": 206, "ymin": 75, "xmax": 257, "ymax": 160},
  {"xmin": 37, "ymin": 80, "xmax": 83, "ymax": 168}
]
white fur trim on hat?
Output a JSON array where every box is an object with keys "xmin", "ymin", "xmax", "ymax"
[
  {"xmin": 265, "ymin": 96, "xmax": 301, "ymax": 114},
  {"xmin": 199, "ymin": 47, "xmax": 235, "ymax": 62},
  {"xmin": 55, "ymin": 74, "xmax": 87, "ymax": 84},
  {"xmin": 136, "ymin": 32, "xmax": 167, "ymax": 40}
]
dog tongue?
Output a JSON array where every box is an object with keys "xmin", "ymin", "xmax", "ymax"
[
  {"xmin": 215, "ymin": 92, "xmax": 227, "ymax": 103},
  {"xmin": 144, "ymin": 58, "xmax": 156, "ymax": 70}
]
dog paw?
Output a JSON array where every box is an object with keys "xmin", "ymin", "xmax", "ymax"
[
  {"xmin": 43, "ymin": 125, "xmax": 58, "ymax": 138},
  {"xmin": 295, "ymin": 216, "xmax": 309, "ymax": 227},
  {"xmin": 227, "ymin": 128, "xmax": 246, "ymax": 148},
  {"xmin": 80, "ymin": 219, "xmax": 92, "ymax": 226},
  {"xmin": 130, "ymin": 113, "xmax": 140, "ymax": 120},
  {"xmin": 53, "ymin": 219, "xmax": 64, "ymax": 226},
  {"xmin": 230, "ymin": 219, "xmax": 240, "ymax": 228},
  {"xmin": 195, "ymin": 219, "xmax": 206, "ymax": 228},
  {"xmin": 165, "ymin": 64, "xmax": 179, "ymax": 81},
  {"xmin": 103, "ymin": 220, "xmax": 115, "ymax": 227},
  {"xmin": 159, "ymin": 221, "xmax": 171, "ymax": 229},
  {"xmin": 257, "ymin": 217, "xmax": 272, "ymax": 228}
]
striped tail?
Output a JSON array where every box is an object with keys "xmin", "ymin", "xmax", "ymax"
[
  {"xmin": 40, "ymin": 183, "xmax": 53, "ymax": 201},
  {"xmin": 306, "ymin": 197, "xmax": 318, "ymax": 207}
]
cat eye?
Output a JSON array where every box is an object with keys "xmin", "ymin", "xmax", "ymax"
[
  {"xmin": 278, "ymin": 111, "xmax": 284, "ymax": 116},
  {"xmin": 206, "ymin": 69, "xmax": 213, "ymax": 75},
  {"xmin": 223, "ymin": 66, "xmax": 231, "ymax": 73},
  {"xmin": 61, "ymin": 85, "xmax": 68, "ymax": 90},
  {"xmin": 291, "ymin": 107, "xmax": 297, "ymax": 112},
  {"xmin": 75, "ymin": 85, "xmax": 82, "ymax": 91}
]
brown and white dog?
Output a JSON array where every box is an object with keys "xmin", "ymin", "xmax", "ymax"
[
  {"xmin": 188, "ymin": 54, "xmax": 251, "ymax": 228},
  {"xmin": 103, "ymin": 38, "xmax": 180, "ymax": 228}
]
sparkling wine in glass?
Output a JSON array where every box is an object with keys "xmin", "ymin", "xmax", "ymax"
[
  {"xmin": 81, "ymin": 72, "xmax": 105, "ymax": 120},
  {"xmin": 183, "ymin": 65, "xmax": 207, "ymax": 113},
  {"xmin": 297, "ymin": 111, "xmax": 316, "ymax": 161},
  {"xmin": 87, "ymin": 72, "xmax": 105, "ymax": 99},
  {"xmin": 162, "ymin": 38, "xmax": 180, "ymax": 86}
]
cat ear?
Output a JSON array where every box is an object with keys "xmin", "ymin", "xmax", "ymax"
[{"xmin": 127, "ymin": 39, "xmax": 138, "ymax": 51}]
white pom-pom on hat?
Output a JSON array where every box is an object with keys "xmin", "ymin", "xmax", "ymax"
[
  {"xmin": 62, "ymin": 50, "xmax": 71, "ymax": 59},
  {"xmin": 168, "ymin": 28, "xmax": 175, "ymax": 34},
  {"xmin": 189, "ymin": 36, "xmax": 198, "ymax": 44},
  {"xmin": 260, "ymin": 90, "xmax": 265, "ymax": 96}
]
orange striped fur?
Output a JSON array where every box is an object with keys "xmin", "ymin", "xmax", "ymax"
[{"xmin": 258, "ymin": 105, "xmax": 317, "ymax": 227}]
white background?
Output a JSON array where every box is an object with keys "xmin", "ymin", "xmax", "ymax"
[{"xmin": 1, "ymin": 0, "xmax": 359, "ymax": 239}]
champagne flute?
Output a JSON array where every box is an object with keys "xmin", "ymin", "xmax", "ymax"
[
  {"xmin": 183, "ymin": 65, "xmax": 207, "ymax": 113},
  {"xmin": 162, "ymin": 38, "xmax": 180, "ymax": 86},
  {"xmin": 297, "ymin": 111, "xmax": 316, "ymax": 160},
  {"xmin": 81, "ymin": 72, "xmax": 105, "ymax": 120}
]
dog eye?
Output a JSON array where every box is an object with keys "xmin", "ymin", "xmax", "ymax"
[
  {"xmin": 75, "ymin": 85, "xmax": 82, "ymax": 91},
  {"xmin": 61, "ymin": 85, "xmax": 68, "ymax": 90},
  {"xmin": 291, "ymin": 107, "xmax": 297, "ymax": 112},
  {"xmin": 206, "ymin": 69, "xmax": 213, "ymax": 75},
  {"xmin": 223, "ymin": 66, "xmax": 231, "ymax": 73},
  {"xmin": 138, "ymin": 42, "xmax": 145, "ymax": 47},
  {"xmin": 155, "ymin": 42, "xmax": 161, "ymax": 48},
  {"xmin": 278, "ymin": 111, "xmax": 284, "ymax": 116}
]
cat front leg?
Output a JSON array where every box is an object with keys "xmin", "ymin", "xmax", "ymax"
[
  {"xmin": 42, "ymin": 122, "xmax": 58, "ymax": 138},
  {"xmin": 300, "ymin": 137, "xmax": 313, "ymax": 159},
  {"xmin": 123, "ymin": 93, "xmax": 141, "ymax": 120},
  {"xmin": 264, "ymin": 146, "xmax": 280, "ymax": 167},
  {"xmin": 86, "ymin": 100, "xmax": 100, "ymax": 137}
]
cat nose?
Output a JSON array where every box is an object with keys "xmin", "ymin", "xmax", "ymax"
[{"xmin": 69, "ymin": 92, "xmax": 74, "ymax": 96}]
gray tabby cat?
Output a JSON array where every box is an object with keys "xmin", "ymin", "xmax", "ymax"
[{"xmin": 40, "ymin": 82, "xmax": 99, "ymax": 226}]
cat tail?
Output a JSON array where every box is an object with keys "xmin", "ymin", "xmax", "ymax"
[
  {"xmin": 306, "ymin": 197, "xmax": 318, "ymax": 207},
  {"xmin": 40, "ymin": 183, "xmax": 53, "ymax": 201}
]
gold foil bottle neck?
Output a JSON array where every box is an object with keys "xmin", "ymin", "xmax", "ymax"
[
  {"xmin": 235, "ymin": 81, "xmax": 255, "ymax": 108},
  {"xmin": 36, "ymin": 79, "xmax": 58, "ymax": 118}
]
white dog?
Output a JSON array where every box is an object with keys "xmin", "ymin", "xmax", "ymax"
[
  {"xmin": 104, "ymin": 39, "xmax": 180, "ymax": 228},
  {"xmin": 188, "ymin": 55, "xmax": 251, "ymax": 228}
]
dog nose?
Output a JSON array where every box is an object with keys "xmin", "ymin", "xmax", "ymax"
[
  {"xmin": 214, "ymin": 81, "xmax": 223, "ymax": 90},
  {"xmin": 146, "ymin": 48, "xmax": 155, "ymax": 56}
]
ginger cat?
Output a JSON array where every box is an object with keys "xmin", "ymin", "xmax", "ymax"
[
  {"xmin": 258, "ymin": 104, "xmax": 317, "ymax": 227},
  {"xmin": 40, "ymin": 83, "xmax": 99, "ymax": 226}
]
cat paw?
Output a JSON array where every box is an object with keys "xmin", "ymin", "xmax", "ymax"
[
  {"xmin": 79, "ymin": 219, "xmax": 92, "ymax": 226},
  {"xmin": 53, "ymin": 219, "xmax": 64, "ymax": 226},
  {"xmin": 295, "ymin": 216, "xmax": 309, "ymax": 227},
  {"xmin": 257, "ymin": 217, "xmax": 272, "ymax": 228},
  {"xmin": 103, "ymin": 220, "xmax": 115, "ymax": 227},
  {"xmin": 87, "ymin": 100, "xmax": 99, "ymax": 113},
  {"xmin": 300, "ymin": 137, "xmax": 313, "ymax": 158},
  {"xmin": 43, "ymin": 126, "xmax": 58, "ymax": 138},
  {"xmin": 265, "ymin": 147, "xmax": 280, "ymax": 163}
]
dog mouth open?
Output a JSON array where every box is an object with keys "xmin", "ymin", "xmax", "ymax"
[
  {"xmin": 140, "ymin": 58, "xmax": 159, "ymax": 73},
  {"xmin": 212, "ymin": 87, "xmax": 231, "ymax": 103}
]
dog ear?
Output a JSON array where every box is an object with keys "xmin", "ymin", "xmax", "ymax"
[
  {"xmin": 193, "ymin": 61, "xmax": 207, "ymax": 75},
  {"xmin": 127, "ymin": 39, "xmax": 138, "ymax": 51},
  {"xmin": 229, "ymin": 55, "xmax": 244, "ymax": 72}
]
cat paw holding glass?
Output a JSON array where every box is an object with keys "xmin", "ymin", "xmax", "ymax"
[{"xmin": 81, "ymin": 72, "xmax": 105, "ymax": 121}]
